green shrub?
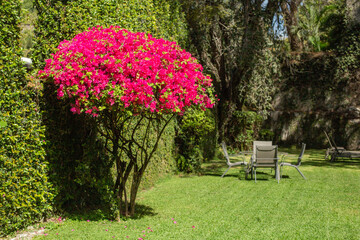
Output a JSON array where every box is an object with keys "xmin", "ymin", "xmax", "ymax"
[
  {"xmin": 0, "ymin": 0, "xmax": 52, "ymax": 236},
  {"xmin": 175, "ymin": 108, "xmax": 215, "ymax": 173}
]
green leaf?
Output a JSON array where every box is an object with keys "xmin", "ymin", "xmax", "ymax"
[{"xmin": 0, "ymin": 121, "xmax": 7, "ymax": 128}]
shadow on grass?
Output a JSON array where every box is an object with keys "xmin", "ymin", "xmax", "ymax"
[
  {"xmin": 304, "ymin": 158, "xmax": 360, "ymax": 169},
  {"xmin": 201, "ymin": 160, "xmax": 224, "ymax": 177},
  {"xmin": 279, "ymin": 148, "xmax": 360, "ymax": 169},
  {"xmin": 63, "ymin": 203, "xmax": 157, "ymax": 222},
  {"xmin": 201, "ymin": 160, "xmax": 244, "ymax": 179},
  {"xmin": 302, "ymin": 149, "xmax": 360, "ymax": 169},
  {"xmin": 130, "ymin": 203, "xmax": 157, "ymax": 219}
]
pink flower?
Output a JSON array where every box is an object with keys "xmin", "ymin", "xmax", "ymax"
[
  {"xmin": 173, "ymin": 221, "xmax": 177, "ymax": 224},
  {"xmin": 105, "ymin": 229, "xmax": 108, "ymax": 231},
  {"xmin": 192, "ymin": 225, "xmax": 196, "ymax": 228},
  {"xmin": 87, "ymin": 220, "xmax": 90, "ymax": 222},
  {"xmin": 39, "ymin": 26, "xmax": 215, "ymax": 116},
  {"xmin": 72, "ymin": 229, "xmax": 74, "ymax": 231}
]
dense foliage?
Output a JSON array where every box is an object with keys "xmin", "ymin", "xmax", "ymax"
[
  {"xmin": 0, "ymin": 0, "xmax": 52, "ymax": 236},
  {"xmin": 40, "ymin": 26, "xmax": 215, "ymax": 217},
  {"xmin": 40, "ymin": 26, "xmax": 214, "ymax": 115},
  {"xmin": 175, "ymin": 108, "xmax": 215, "ymax": 172},
  {"xmin": 182, "ymin": 0, "xmax": 279, "ymax": 149},
  {"xmin": 32, "ymin": 0, "xmax": 188, "ymax": 214}
]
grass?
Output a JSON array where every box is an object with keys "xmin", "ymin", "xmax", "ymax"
[{"xmin": 27, "ymin": 148, "xmax": 360, "ymax": 240}]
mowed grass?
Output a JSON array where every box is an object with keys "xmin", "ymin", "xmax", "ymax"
[{"xmin": 32, "ymin": 149, "xmax": 360, "ymax": 240}]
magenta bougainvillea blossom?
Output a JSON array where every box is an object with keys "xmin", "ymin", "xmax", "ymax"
[{"xmin": 40, "ymin": 26, "xmax": 215, "ymax": 117}]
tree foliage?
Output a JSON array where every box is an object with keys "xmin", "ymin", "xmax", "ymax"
[
  {"xmin": 40, "ymin": 26, "xmax": 215, "ymax": 217},
  {"xmin": 182, "ymin": 0, "xmax": 280, "ymax": 148}
]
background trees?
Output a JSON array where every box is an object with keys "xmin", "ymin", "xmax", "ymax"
[{"xmin": 182, "ymin": 0, "xmax": 280, "ymax": 150}]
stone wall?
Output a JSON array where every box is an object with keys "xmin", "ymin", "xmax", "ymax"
[{"xmin": 265, "ymin": 52, "xmax": 360, "ymax": 150}]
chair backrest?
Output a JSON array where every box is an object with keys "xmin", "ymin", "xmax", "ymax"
[
  {"xmin": 323, "ymin": 130, "xmax": 341, "ymax": 151},
  {"xmin": 255, "ymin": 145, "xmax": 278, "ymax": 165},
  {"xmin": 296, "ymin": 143, "xmax": 306, "ymax": 166},
  {"xmin": 221, "ymin": 142, "xmax": 230, "ymax": 165},
  {"xmin": 253, "ymin": 141, "xmax": 272, "ymax": 159}
]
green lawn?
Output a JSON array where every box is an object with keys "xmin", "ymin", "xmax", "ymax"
[{"xmin": 30, "ymin": 149, "xmax": 360, "ymax": 240}]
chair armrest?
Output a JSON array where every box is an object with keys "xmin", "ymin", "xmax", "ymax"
[
  {"xmin": 228, "ymin": 154, "xmax": 245, "ymax": 163},
  {"xmin": 281, "ymin": 154, "xmax": 298, "ymax": 164}
]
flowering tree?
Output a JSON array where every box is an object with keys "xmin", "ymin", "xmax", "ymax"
[{"xmin": 40, "ymin": 26, "xmax": 215, "ymax": 217}]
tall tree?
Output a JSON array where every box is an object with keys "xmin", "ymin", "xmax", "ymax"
[{"xmin": 182, "ymin": 0, "xmax": 280, "ymax": 147}]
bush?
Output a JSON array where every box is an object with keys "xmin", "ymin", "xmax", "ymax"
[
  {"xmin": 0, "ymin": 0, "xmax": 52, "ymax": 236},
  {"xmin": 175, "ymin": 108, "xmax": 215, "ymax": 173}
]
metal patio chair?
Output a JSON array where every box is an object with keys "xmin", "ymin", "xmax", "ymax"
[
  {"xmin": 221, "ymin": 142, "xmax": 247, "ymax": 178},
  {"xmin": 253, "ymin": 145, "xmax": 279, "ymax": 183},
  {"xmin": 246, "ymin": 141, "xmax": 273, "ymax": 180},
  {"xmin": 324, "ymin": 130, "xmax": 360, "ymax": 162},
  {"xmin": 280, "ymin": 143, "xmax": 306, "ymax": 180}
]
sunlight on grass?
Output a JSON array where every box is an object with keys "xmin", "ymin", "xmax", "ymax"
[{"xmin": 32, "ymin": 149, "xmax": 360, "ymax": 239}]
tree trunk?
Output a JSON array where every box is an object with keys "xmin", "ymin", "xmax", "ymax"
[
  {"xmin": 129, "ymin": 168, "xmax": 143, "ymax": 216},
  {"xmin": 281, "ymin": 0, "xmax": 303, "ymax": 52}
]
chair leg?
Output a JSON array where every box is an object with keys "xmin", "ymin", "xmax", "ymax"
[
  {"xmin": 330, "ymin": 153, "xmax": 337, "ymax": 162},
  {"xmin": 295, "ymin": 166, "xmax": 306, "ymax": 180},
  {"xmin": 221, "ymin": 166, "xmax": 231, "ymax": 178},
  {"xmin": 254, "ymin": 167, "xmax": 257, "ymax": 183}
]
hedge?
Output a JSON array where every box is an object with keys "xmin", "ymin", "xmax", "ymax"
[{"xmin": 0, "ymin": 0, "xmax": 52, "ymax": 236}]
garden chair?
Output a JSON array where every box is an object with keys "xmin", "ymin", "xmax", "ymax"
[
  {"xmin": 323, "ymin": 130, "xmax": 360, "ymax": 162},
  {"xmin": 253, "ymin": 145, "xmax": 279, "ymax": 183},
  {"xmin": 280, "ymin": 143, "xmax": 306, "ymax": 180},
  {"xmin": 221, "ymin": 142, "xmax": 247, "ymax": 178},
  {"xmin": 245, "ymin": 141, "xmax": 272, "ymax": 179}
]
